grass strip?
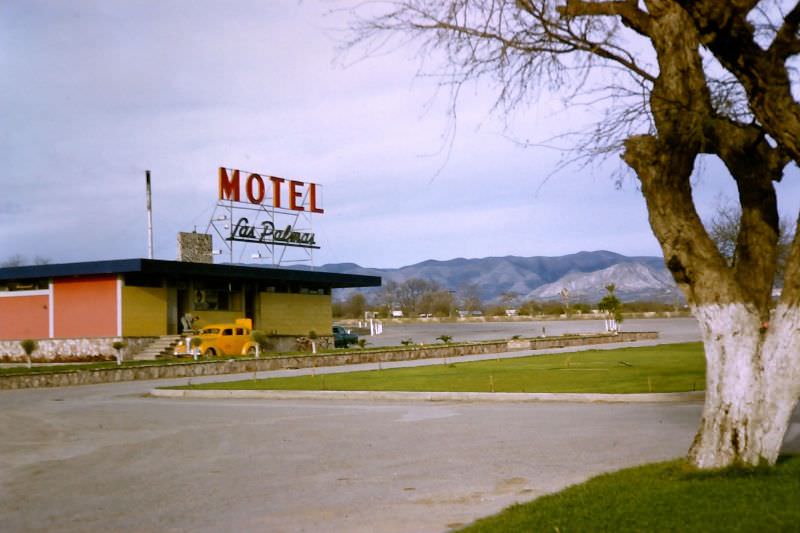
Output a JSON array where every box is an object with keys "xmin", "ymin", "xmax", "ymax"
[
  {"xmin": 0, "ymin": 334, "xmax": 633, "ymax": 377},
  {"xmin": 0, "ymin": 341, "xmax": 478, "ymax": 377},
  {"xmin": 459, "ymin": 455, "xmax": 800, "ymax": 532},
  {"xmin": 175, "ymin": 342, "xmax": 705, "ymax": 394}
]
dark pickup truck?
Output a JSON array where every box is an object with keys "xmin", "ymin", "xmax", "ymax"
[{"xmin": 332, "ymin": 325, "xmax": 358, "ymax": 348}]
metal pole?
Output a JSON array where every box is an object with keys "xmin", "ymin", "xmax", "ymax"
[{"xmin": 146, "ymin": 170, "xmax": 154, "ymax": 259}]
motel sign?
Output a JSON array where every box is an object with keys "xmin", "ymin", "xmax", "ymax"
[
  {"xmin": 209, "ymin": 167, "xmax": 324, "ymax": 263},
  {"xmin": 218, "ymin": 167, "xmax": 324, "ymax": 213}
]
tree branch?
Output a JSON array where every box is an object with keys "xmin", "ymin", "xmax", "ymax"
[
  {"xmin": 676, "ymin": 0, "xmax": 800, "ymax": 164},
  {"xmin": 556, "ymin": 0, "xmax": 653, "ymax": 37},
  {"xmin": 769, "ymin": 1, "xmax": 800, "ymax": 59},
  {"xmin": 623, "ymin": 134, "xmax": 738, "ymax": 305},
  {"xmin": 709, "ymin": 119, "xmax": 786, "ymax": 316}
]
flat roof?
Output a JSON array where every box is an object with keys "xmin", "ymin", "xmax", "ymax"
[{"xmin": 0, "ymin": 259, "xmax": 381, "ymax": 289}]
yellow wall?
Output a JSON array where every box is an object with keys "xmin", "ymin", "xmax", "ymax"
[
  {"xmin": 259, "ymin": 293, "xmax": 332, "ymax": 336},
  {"xmin": 193, "ymin": 310, "xmax": 243, "ymax": 329},
  {"xmin": 122, "ymin": 286, "xmax": 167, "ymax": 337}
]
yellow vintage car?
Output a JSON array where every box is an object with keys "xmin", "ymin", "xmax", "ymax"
[{"xmin": 175, "ymin": 318, "xmax": 258, "ymax": 357}]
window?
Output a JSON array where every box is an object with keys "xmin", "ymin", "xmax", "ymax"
[
  {"xmin": 0, "ymin": 279, "xmax": 48, "ymax": 291},
  {"xmin": 222, "ymin": 329, "xmax": 233, "ymax": 336},
  {"xmin": 125, "ymin": 274, "xmax": 163, "ymax": 288},
  {"xmin": 192, "ymin": 280, "xmax": 241, "ymax": 311}
]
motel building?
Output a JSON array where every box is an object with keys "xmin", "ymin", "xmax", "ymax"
[
  {"xmin": 0, "ymin": 256, "xmax": 380, "ymax": 361},
  {"xmin": 0, "ymin": 167, "xmax": 381, "ymax": 362}
]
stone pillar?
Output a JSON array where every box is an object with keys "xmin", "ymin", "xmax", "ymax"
[{"xmin": 177, "ymin": 232, "xmax": 212, "ymax": 263}]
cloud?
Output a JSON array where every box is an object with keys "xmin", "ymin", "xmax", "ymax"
[{"xmin": 3, "ymin": 0, "xmax": 791, "ymax": 270}]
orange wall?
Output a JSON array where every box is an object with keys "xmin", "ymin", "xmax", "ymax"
[
  {"xmin": 0, "ymin": 294, "xmax": 49, "ymax": 340},
  {"xmin": 53, "ymin": 276, "xmax": 118, "ymax": 337}
]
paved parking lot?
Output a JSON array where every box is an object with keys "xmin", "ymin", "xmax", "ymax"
[
  {"xmin": 1, "ymin": 385, "xmax": 706, "ymax": 533},
  {"xmin": 361, "ymin": 317, "xmax": 700, "ymax": 347},
  {"xmin": 2, "ymin": 319, "xmax": 798, "ymax": 533}
]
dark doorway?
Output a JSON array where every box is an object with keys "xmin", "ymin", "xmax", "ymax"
[{"xmin": 245, "ymin": 285, "xmax": 257, "ymax": 327}]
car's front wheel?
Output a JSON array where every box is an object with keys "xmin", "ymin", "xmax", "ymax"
[{"xmin": 204, "ymin": 347, "xmax": 217, "ymax": 357}]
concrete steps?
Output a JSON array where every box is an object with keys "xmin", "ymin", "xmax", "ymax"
[{"xmin": 133, "ymin": 335, "xmax": 183, "ymax": 361}]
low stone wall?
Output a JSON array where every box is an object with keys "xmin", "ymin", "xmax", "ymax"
[
  {"xmin": 0, "ymin": 337, "xmax": 155, "ymax": 362},
  {"xmin": 0, "ymin": 335, "xmax": 335, "ymax": 362},
  {"xmin": 511, "ymin": 331, "xmax": 658, "ymax": 350},
  {"xmin": 0, "ymin": 331, "xmax": 658, "ymax": 390}
]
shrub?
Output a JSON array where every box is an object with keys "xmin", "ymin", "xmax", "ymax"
[
  {"xmin": 112, "ymin": 340, "xmax": 127, "ymax": 366},
  {"xmin": 20, "ymin": 339, "xmax": 37, "ymax": 368},
  {"xmin": 251, "ymin": 330, "xmax": 271, "ymax": 350}
]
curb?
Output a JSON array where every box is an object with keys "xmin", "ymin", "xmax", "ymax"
[{"xmin": 150, "ymin": 388, "xmax": 705, "ymax": 403}]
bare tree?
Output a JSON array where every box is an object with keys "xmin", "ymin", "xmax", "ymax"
[
  {"xmin": 343, "ymin": 292, "xmax": 367, "ymax": 318},
  {"xmin": 1, "ymin": 255, "xmax": 25, "ymax": 268},
  {"xmin": 346, "ymin": 0, "xmax": 800, "ymax": 468},
  {"xmin": 458, "ymin": 282, "xmax": 484, "ymax": 313},
  {"xmin": 499, "ymin": 291, "xmax": 519, "ymax": 309},
  {"xmin": 707, "ymin": 199, "xmax": 794, "ymax": 284},
  {"xmin": 707, "ymin": 202, "xmax": 742, "ymax": 267},
  {"xmin": 378, "ymin": 279, "xmax": 401, "ymax": 312},
  {"xmin": 0, "ymin": 255, "xmax": 51, "ymax": 267},
  {"xmin": 419, "ymin": 289, "xmax": 456, "ymax": 316},
  {"xmin": 398, "ymin": 278, "xmax": 440, "ymax": 314}
]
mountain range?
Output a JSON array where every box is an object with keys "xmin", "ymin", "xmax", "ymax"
[{"xmin": 311, "ymin": 250, "xmax": 679, "ymax": 303}]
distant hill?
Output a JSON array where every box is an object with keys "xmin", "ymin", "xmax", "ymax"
[
  {"xmin": 526, "ymin": 261, "xmax": 676, "ymax": 302},
  {"xmin": 310, "ymin": 250, "xmax": 677, "ymax": 303}
]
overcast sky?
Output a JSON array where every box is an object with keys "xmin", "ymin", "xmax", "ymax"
[{"xmin": 2, "ymin": 1, "xmax": 799, "ymax": 270}]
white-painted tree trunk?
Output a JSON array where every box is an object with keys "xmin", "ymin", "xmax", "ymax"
[{"xmin": 689, "ymin": 303, "xmax": 800, "ymax": 468}]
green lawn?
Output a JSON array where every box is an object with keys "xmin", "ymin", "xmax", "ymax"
[
  {"xmin": 177, "ymin": 342, "xmax": 705, "ymax": 393},
  {"xmin": 459, "ymin": 456, "xmax": 800, "ymax": 532}
]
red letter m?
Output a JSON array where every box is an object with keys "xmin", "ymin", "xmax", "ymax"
[{"xmin": 219, "ymin": 167, "xmax": 240, "ymax": 201}]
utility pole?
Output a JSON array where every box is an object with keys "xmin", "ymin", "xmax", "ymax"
[{"xmin": 146, "ymin": 170, "xmax": 154, "ymax": 259}]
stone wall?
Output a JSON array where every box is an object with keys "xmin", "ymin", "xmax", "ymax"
[
  {"xmin": 0, "ymin": 331, "xmax": 657, "ymax": 389},
  {"xmin": 0, "ymin": 337, "xmax": 155, "ymax": 362},
  {"xmin": 0, "ymin": 334, "xmax": 335, "ymax": 363}
]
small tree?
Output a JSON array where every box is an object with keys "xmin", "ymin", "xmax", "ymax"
[
  {"xmin": 436, "ymin": 334, "xmax": 453, "ymax": 344},
  {"xmin": 251, "ymin": 330, "xmax": 271, "ymax": 358},
  {"xmin": 111, "ymin": 340, "xmax": 127, "ymax": 366},
  {"xmin": 559, "ymin": 288, "xmax": 570, "ymax": 318},
  {"xmin": 598, "ymin": 284, "xmax": 623, "ymax": 333},
  {"xmin": 308, "ymin": 330, "xmax": 318, "ymax": 354},
  {"xmin": 459, "ymin": 283, "xmax": 483, "ymax": 315},
  {"xmin": 19, "ymin": 339, "xmax": 37, "ymax": 369},
  {"xmin": 190, "ymin": 336, "xmax": 203, "ymax": 360}
]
